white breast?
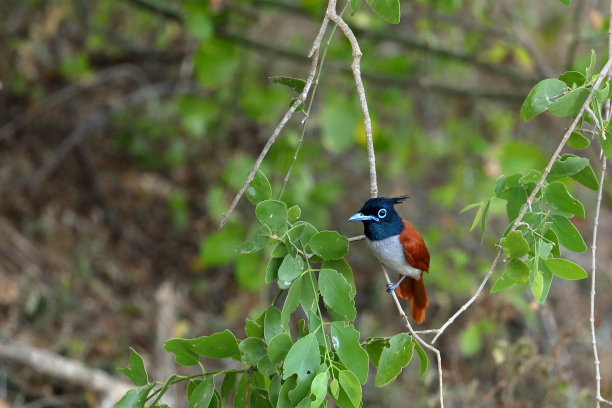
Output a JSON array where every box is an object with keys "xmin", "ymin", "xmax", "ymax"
[{"xmin": 366, "ymin": 235, "xmax": 422, "ymax": 279}]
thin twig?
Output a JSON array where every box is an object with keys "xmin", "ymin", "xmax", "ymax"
[
  {"xmin": 431, "ymin": 57, "xmax": 612, "ymax": 344},
  {"xmin": 381, "ymin": 265, "xmax": 445, "ymax": 408},
  {"xmin": 591, "ymin": 150, "xmax": 606, "ymax": 408},
  {"xmin": 347, "ymin": 235, "xmax": 365, "ymax": 242},
  {"xmin": 326, "ymin": 7, "xmax": 377, "ymax": 198},
  {"xmin": 591, "ymin": 5, "xmax": 612, "ymax": 405},
  {"xmin": 219, "ymin": 13, "xmax": 332, "ymax": 228},
  {"xmin": 586, "ymin": 107, "xmax": 603, "ymax": 133}
]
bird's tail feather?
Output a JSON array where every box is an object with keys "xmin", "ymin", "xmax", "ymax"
[{"xmin": 395, "ymin": 274, "xmax": 429, "ymax": 324}]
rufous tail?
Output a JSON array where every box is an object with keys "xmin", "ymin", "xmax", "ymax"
[{"xmin": 395, "ymin": 274, "xmax": 429, "ymax": 324}]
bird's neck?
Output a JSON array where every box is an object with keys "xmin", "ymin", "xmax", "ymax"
[{"xmin": 363, "ymin": 214, "xmax": 404, "ymax": 241}]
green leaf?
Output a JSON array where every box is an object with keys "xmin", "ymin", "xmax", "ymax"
[
  {"xmin": 329, "ymin": 378, "xmax": 340, "ymax": 399},
  {"xmin": 549, "ymin": 214, "xmax": 587, "ymax": 253},
  {"xmin": 246, "ymin": 170, "xmax": 272, "ymax": 204},
  {"xmin": 268, "ymin": 375, "xmax": 282, "ymax": 407},
  {"xmin": 544, "ymin": 181, "xmax": 585, "ymax": 218},
  {"xmin": 567, "ymin": 131, "xmax": 591, "ymax": 149},
  {"xmin": 459, "ymin": 202, "xmax": 482, "ymax": 214},
  {"xmin": 256, "ymin": 200, "xmax": 288, "ymax": 232},
  {"xmin": 519, "ymin": 169, "xmax": 542, "ymax": 184},
  {"xmin": 572, "ymin": 164, "xmax": 599, "ymax": 190},
  {"xmin": 374, "ymin": 333, "xmax": 414, "ymax": 387},
  {"xmin": 237, "ymin": 225, "xmax": 271, "ymax": 254},
  {"xmin": 558, "ymin": 71, "xmax": 586, "ymax": 87},
  {"xmin": 480, "ymin": 199, "xmax": 490, "ymax": 243},
  {"xmin": 531, "ymin": 270, "xmax": 544, "ymax": 301},
  {"xmin": 233, "ymin": 375, "xmax": 247, "ymax": 408},
  {"xmin": 283, "ymin": 334, "xmax": 320, "ymax": 405},
  {"xmin": 506, "ymin": 186, "xmax": 527, "ymax": 223},
  {"xmin": 365, "ymin": 0, "xmax": 400, "ymax": 23},
  {"xmin": 586, "ymin": 49, "xmax": 596, "ymax": 79},
  {"xmin": 601, "ymin": 127, "xmax": 612, "ymax": 157},
  {"xmin": 339, "ymin": 370, "xmax": 361, "ymax": 408},
  {"xmin": 365, "ymin": 339, "xmax": 385, "ymax": 367},
  {"xmin": 502, "ymin": 230, "xmax": 530, "ymax": 259},
  {"xmin": 164, "ymin": 339, "xmax": 200, "ymax": 366},
  {"xmin": 319, "ymin": 269, "xmax": 356, "ymax": 321},
  {"xmin": 520, "ymin": 79, "xmax": 568, "ymax": 122},
  {"xmin": 310, "ymin": 371, "xmax": 328, "ymax": 408},
  {"xmin": 239, "ymin": 337, "xmax": 267, "ymax": 365},
  {"xmin": 288, "ymin": 205, "xmax": 301, "ymax": 221},
  {"xmin": 548, "ymin": 155, "xmax": 588, "ymax": 179},
  {"xmin": 188, "ymin": 377, "xmax": 215, "ymax": 408},
  {"xmin": 506, "ymin": 259, "xmax": 529, "ymax": 284},
  {"xmin": 264, "ymin": 306, "xmax": 284, "ymax": 344},
  {"xmin": 490, "ymin": 274, "xmax": 515, "ymax": 294},
  {"xmin": 266, "ymin": 257, "xmax": 282, "ymax": 284},
  {"xmin": 114, "ymin": 384, "xmax": 155, "ymax": 408},
  {"xmin": 350, "ymin": 0, "xmax": 362, "ymax": 14},
  {"xmin": 413, "ymin": 341, "xmax": 428, "ymax": 376},
  {"xmin": 267, "ymin": 333, "xmax": 292, "ymax": 363},
  {"xmin": 277, "ymin": 375, "xmax": 297, "ymax": 408},
  {"xmin": 469, "ymin": 201, "xmax": 484, "ymax": 232},
  {"xmin": 559, "ymin": 0, "xmax": 571, "ymax": 6},
  {"xmin": 118, "ymin": 348, "xmax": 149, "ymax": 387},
  {"xmin": 269, "ymin": 76, "xmax": 306, "ymax": 94},
  {"xmin": 191, "ymin": 330, "xmax": 240, "ymax": 359},
  {"xmin": 595, "ymin": 81, "xmax": 609, "ymax": 104},
  {"xmin": 220, "ymin": 372, "xmax": 237, "ymax": 402},
  {"xmin": 548, "ymin": 88, "xmax": 590, "ymax": 118},
  {"xmin": 537, "ymin": 264, "xmax": 554, "ymax": 303},
  {"xmin": 330, "ymin": 322, "xmax": 369, "ymax": 384},
  {"xmin": 322, "ymin": 259, "xmax": 356, "ymax": 297},
  {"xmin": 245, "ymin": 317, "xmax": 263, "ymax": 339},
  {"xmin": 249, "ymin": 387, "xmax": 273, "ymax": 408},
  {"xmin": 281, "ymin": 275, "xmax": 302, "ymax": 330},
  {"xmin": 278, "ymin": 254, "xmax": 305, "ymax": 284},
  {"xmin": 545, "ymin": 258, "xmax": 588, "ymax": 280},
  {"xmin": 309, "ymin": 231, "xmax": 349, "ymax": 260}
]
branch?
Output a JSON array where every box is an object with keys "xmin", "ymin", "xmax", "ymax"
[
  {"xmin": 326, "ymin": 6, "xmax": 377, "ymax": 198},
  {"xmin": 0, "ymin": 340, "xmax": 131, "ymax": 408},
  {"xmin": 219, "ymin": 15, "xmax": 331, "ymax": 228},
  {"xmin": 380, "ymin": 265, "xmax": 445, "ymax": 408},
  {"xmin": 431, "ymin": 57, "xmax": 612, "ymax": 344}
]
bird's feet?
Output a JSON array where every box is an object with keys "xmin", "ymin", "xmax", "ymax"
[
  {"xmin": 386, "ymin": 275, "xmax": 407, "ymax": 294},
  {"xmin": 386, "ymin": 281, "xmax": 399, "ymax": 294}
]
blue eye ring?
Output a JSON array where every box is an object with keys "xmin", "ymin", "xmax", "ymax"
[{"xmin": 377, "ymin": 208, "xmax": 387, "ymax": 219}]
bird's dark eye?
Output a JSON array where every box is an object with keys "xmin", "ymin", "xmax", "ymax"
[{"xmin": 377, "ymin": 208, "xmax": 387, "ymax": 219}]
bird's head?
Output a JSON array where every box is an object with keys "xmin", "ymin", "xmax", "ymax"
[{"xmin": 348, "ymin": 195, "xmax": 408, "ymax": 240}]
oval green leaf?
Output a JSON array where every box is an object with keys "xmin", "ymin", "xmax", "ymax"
[
  {"xmin": 520, "ymin": 79, "xmax": 568, "ymax": 122},
  {"xmin": 190, "ymin": 330, "xmax": 240, "ymax": 359},
  {"xmin": 239, "ymin": 337, "xmax": 267, "ymax": 365},
  {"xmin": 374, "ymin": 333, "xmax": 414, "ymax": 387},
  {"xmin": 548, "ymin": 87, "xmax": 590, "ymax": 118},
  {"xmin": 567, "ymin": 131, "xmax": 591, "ymax": 149},
  {"xmin": 339, "ymin": 370, "xmax": 361, "ymax": 408},
  {"xmin": 547, "ymin": 155, "xmax": 589, "ymax": 179},
  {"xmin": 319, "ymin": 269, "xmax": 356, "ymax": 321},
  {"xmin": 365, "ymin": 0, "xmax": 400, "ymax": 23},
  {"xmin": 237, "ymin": 225, "xmax": 271, "ymax": 254},
  {"xmin": 549, "ymin": 214, "xmax": 587, "ymax": 253},
  {"xmin": 246, "ymin": 170, "xmax": 272, "ymax": 204},
  {"xmin": 330, "ymin": 322, "xmax": 369, "ymax": 384},
  {"xmin": 544, "ymin": 181, "xmax": 585, "ymax": 218},
  {"xmin": 502, "ymin": 230, "xmax": 530, "ymax": 259},
  {"xmin": 278, "ymin": 254, "xmax": 305, "ymax": 283},
  {"xmin": 309, "ymin": 231, "xmax": 349, "ymax": 260},
  {"xmin": 545, "ymin": 258, "xmax": 588, "ymax": 280},
  {"xmin": 255, "ymin": 200, "xmax": 288, "ymax": 231},
  {"xmin": 505, "ymin": 259, "xmax": 529, "ymax": 284},
  {"xmin": 268, "ymin": 333, "xmax": 292, "ymax": 363},
  {"xmin": 118, "ymin": 347, "xmax": 149, "ymax": 387}
]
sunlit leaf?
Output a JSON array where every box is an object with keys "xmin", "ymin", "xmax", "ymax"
[
  {"xmin": 545, "ymin": 258, "xmax": 588, "ymax": 280},
  {"xmin": 246, "ymin": 170, "xmax": 272, "ymax": 204},
  {"xmin": 330, "ymin": 322, "xmax": 369, "ymax": 384},
  {"xmin": 520, "ymin": 79, "xmax": 567, "ymax": 122},
  {"xmin": 374, "ymin": 333, "xmax": 414, "ymax": 386},
  {"xmin": 543, "ymin": 181, "xmax": 585, "ymax": 218},
  {"xmin": 365, "ymin": 0, "xmax": 400, "ymax": 23},
  {"xmin": 118, "ymin": 348, "xmax": 149, "ymax": 387}
]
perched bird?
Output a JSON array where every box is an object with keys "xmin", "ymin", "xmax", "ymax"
[{"xmin": 348, "ymin": 195, "xmax": 430, "ymax": 323}]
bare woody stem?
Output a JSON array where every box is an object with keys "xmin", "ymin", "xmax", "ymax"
[
  {"xmin": 431, "ymin": 57, "xmax": 612, "ymax": 344},
  {"xmin": 219, "ymin": 13, "xmax": 333, "ymax": 228}
]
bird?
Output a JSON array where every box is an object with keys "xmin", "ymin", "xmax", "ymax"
[{"xmin": 348, "ymin": 195, "xmax": 430, "ymax": 323}]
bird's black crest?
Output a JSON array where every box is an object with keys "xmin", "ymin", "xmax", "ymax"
[{"xmin": 389, "ymin": 195, "xmax": 409, "ymax": 205}]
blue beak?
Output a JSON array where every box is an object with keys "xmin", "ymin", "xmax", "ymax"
[{"xmin": 348, "ymin": 212, "xmax": 378, "ymax": 222}]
